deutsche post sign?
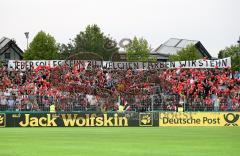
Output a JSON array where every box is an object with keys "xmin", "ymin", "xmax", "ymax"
[{"xmin": 159, "ymin": 112, "xmax": 240, "ymax": 127}]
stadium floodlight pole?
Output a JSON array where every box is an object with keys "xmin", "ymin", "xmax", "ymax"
[{"xmin": 24, "ymin": 32, "xmax": 29, "ymax": 49}]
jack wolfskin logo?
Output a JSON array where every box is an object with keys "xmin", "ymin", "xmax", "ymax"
[
  {"xmin": 139, "ymin": 113, "xmax": 153, "ymax": 126},
  {"xmin": 224, "ymin": 113, "xmax": 239, "ymax": 126},
  {"xmin": 0, "ymin": 114, "xmax": 6, "ymax": 127}
]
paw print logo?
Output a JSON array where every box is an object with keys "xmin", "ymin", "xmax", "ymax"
[
  {"xmin": 139, "ymin": 113, "xmax": 152, "ymax": 126},
  {"xmin": 141, "ymin": 115, "xmax": 151, "ymax": 124},
  {"xmin": 0, "ymin": 114, "xmax": 6, "ymax": 127}
]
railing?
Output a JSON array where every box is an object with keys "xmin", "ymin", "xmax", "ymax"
[{"xmin": 1, "ymin": 93, "xmax": 239, "ymax": 112}]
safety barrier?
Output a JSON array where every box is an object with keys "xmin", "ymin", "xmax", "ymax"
[
  {"xmin": 0, "ymin": 112, "xmax": 159, "ymax": 127},
  {"xmin": 159, "ymin": 112, "xmax": 240, "ymax": 126},
  {"xmin": 0, "ymin": 112, "xmax": 239, "ymax": 127}
]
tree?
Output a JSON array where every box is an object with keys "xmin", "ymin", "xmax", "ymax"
[
  {"xmin": 218, "ymin": 50, "xmax": 225, "ymax": 59},
  {"xmin": 73, "ymin": 24, "xmax": 118, "ymax": 60},
  {"xmin": 23, "ymin": 31, "xmax": 59, "ymax": 60},
  {"xmin": 169, "ymin": 44, "xmax": 202, "ymax": 61},
  {"xmin": 218, "ymin": 44, "xmax": 240, "ymax": 71},
  {"xmin": 126, "ymin": 37, "xmax": 151, "ymax": 62},
  {"xmin": 0, "ymin": 59, "xmax": 3, "ymax": 68},
  {"xmin": 59, "ymin": 41, "xmax": 75, "ymax": 59}
]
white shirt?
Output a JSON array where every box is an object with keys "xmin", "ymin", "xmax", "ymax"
[
  {"xmin": 1, "ymin": 98, "xmax": 7, "ymax": 105},
  {"xmin": 4, "ymin": 91, "xmax": 10, "ymax": 97},
  {"xmin": 8, "ymin": 99, "xmax": 15, "ymax": 107}
]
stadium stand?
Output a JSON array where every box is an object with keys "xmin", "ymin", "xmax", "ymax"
[{"xmin": 0, "ymin": 64, "xmax": 239, "ymax": 112}]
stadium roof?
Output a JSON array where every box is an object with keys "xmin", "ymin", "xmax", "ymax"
[{"xmin": 153, "ymin": 38, "xmax": 212, "ymax": 59}]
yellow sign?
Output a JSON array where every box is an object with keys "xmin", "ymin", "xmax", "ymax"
[
  {"xmin": 159, "ymin": 112, "xmax": 240, "ymax": 127},
  {"xmin": 0, "ymin": 113, "xmax": 6, "ymax": 127},
  {"xmin": 139, "ymin": 113, "xmax": 153, "ymax": 126},
  {"xmin": 18, "ymin": 114, "xmax": 129, "ymax": 127}
]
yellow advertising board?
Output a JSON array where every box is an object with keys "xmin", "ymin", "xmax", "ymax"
[
  {"xmin": 0, "ymin": 113, "xmax": 6, "ymax": 127},
  {"xmin": 159, "ymin": 112, "xmax": 240, "ymax": 127}
]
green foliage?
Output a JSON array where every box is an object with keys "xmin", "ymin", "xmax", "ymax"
[
  {"xmin": 169, "ymin": 44, "xmax": 202, "ymax": 61},
  {"xmin": 59, "ymin": 42, "xmax": 75, "ymax": 59},
  {"xmin": 126, "ymin": 37, "xmax": 151, "ymax": 62},
  {"xmin": 23, "ymin": 31, "xmax": 59, "ymax": 60},
  {"xmin": 0, "ymin": 57, "xmax": 3, "ymax": 67},
  {"xmin": 148, "ymin": 55, "xmax": 158, "ymax": 62},
  {"xmin": 218, "ymin": 44, "xmax": 240, "ymax": 71},
  {"xmin": 218, "ymin": 50, "xmax": 224, "ymax": 59},
  {"xmin": 73, "ymin": 24, "xmax": 118, "ymax": 60},
  {"xmin": 0, "ymin": 60, "xmax": 3, "ymax": 68}
]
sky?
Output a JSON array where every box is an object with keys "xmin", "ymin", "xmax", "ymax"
[{"xmin": 0, "ymin": 0, "xmax": 240, "ymax": 57}]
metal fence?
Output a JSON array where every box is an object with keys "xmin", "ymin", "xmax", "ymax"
[{"xmin": 1, "ymin": 91, "xmax": 239, "ymax": 112}]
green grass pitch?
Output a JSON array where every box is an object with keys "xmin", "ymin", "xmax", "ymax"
[{"xmin": 0, "ymin": 127, "xmax": 239, "ymax": 156}]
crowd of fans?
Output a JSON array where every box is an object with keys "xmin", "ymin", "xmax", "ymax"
[
  {"xmin": 159, "ymin": 67, "xmax": 240, "ymax": 111},
  {"xmin": 0, "ymin": 63, "xmax": 239, "ymax": 112}
]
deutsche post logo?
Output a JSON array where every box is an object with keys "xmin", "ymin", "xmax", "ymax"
[
  {"xmin": 0, "ymin": 113, "xmax": 6, "ymax": 127},
  {"xmin": 224, "ymin": 113, "xmax": 239, "ymax": 126},
  {"xmin": 139, "ymin": 113, "xmax": 153, "ymax": 126}
]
